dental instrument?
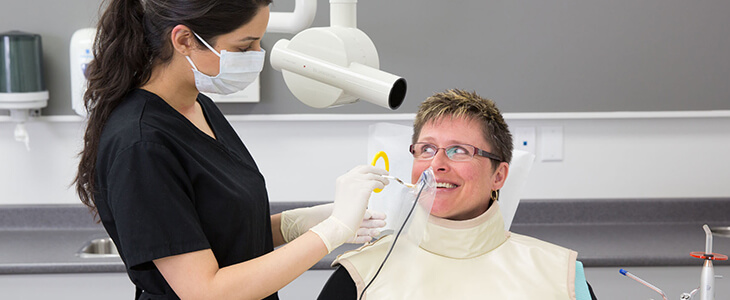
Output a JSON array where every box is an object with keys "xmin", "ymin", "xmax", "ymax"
[
  {"xmin": 619, "ymin": 269, "xmax": 668, "ymax": 300},
  {"xmin": 700, "ymin": 225, "xmax": 714, "ymax": 300},
  {"xmin": 382, "ymin": 175, "xmax": 415, "ymax": 189},
  {"xmin": 688, "ymin": 224, "xmax": 728, "ymax": 300}
]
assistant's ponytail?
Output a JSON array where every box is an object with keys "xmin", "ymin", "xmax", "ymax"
[{"xmin": 74, "ymin": 0, "xmax": 151, "ymax": 213}]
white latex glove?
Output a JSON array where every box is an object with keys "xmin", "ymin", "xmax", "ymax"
[
  {"xmin": 280, "ymin": 203, "xmax": 387, "ymax": 243},
  {"xmin": 350, "ymin": 209, "xmax": 387, "ymax": 243},
  {"xmin": 310, "ymin": 165, "xmax": 389, "ymax": 253}
]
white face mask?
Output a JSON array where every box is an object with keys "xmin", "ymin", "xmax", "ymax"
[{"xmin": 185, "ymin": 32, "xmax": 265, "ymax": 95}]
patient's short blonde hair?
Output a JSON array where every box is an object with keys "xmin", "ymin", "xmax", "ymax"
[{"xmin": 412, "ymin": 89, "xmax": 513, "ymax": 167}]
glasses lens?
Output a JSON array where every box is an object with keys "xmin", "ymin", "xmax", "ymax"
[
  {"xmin": 412, "ymin": 143, "xmax": 477, "ymax": 161},
  {"xmin": 412, "ymin": 143, "xmax": 435, "ymax": 160},
  {"xmin": 446, "ymin": 145, "xmax": 475, "ymax": 161}
]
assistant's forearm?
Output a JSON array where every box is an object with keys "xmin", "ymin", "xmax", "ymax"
[
  {"xmin": 155, "ymin": 231, "xmax": 328, "ymax": 300},
  {"xmin": 213, "ymin": 231, "xmax": 328, "ymax": 299}
]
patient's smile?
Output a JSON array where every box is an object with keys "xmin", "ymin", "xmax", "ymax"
[{"xmin": 436, "ymin": 182, "xmax": 457, "ymax": 189}]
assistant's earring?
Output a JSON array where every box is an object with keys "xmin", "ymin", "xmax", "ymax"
[{"xmin": 491, "ymin": 190, "xmax": 499, "ymax": 201}]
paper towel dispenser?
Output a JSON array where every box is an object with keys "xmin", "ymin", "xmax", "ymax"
[{"xmin": 0, "ymin": 31, "xmax": 49, "ymax": 150}]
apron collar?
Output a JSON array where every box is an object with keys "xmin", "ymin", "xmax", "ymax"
[{"xmin": 418, "ymin": 201, "xmax": 508, "ymax": 259}]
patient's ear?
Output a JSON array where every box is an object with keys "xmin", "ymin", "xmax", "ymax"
[{"xmin": 491, "ymin": 162, "xmax": 509, "ymax": 190}]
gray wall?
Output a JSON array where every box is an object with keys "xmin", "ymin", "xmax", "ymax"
[{"xmin": 2, "ymin": 0, "xmax": 729, "ymax": 116}]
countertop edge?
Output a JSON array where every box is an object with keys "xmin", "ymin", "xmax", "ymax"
[{"xmin": 2, "ymin": 198, "xmax": 729, "ymax": 274}]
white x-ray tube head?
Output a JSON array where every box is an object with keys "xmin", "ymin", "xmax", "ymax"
[{"xmin": 270, "ymin": 27, "xmax": 406, "ymax": 110}]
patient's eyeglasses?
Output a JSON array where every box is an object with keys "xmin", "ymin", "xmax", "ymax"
[{"xmin": 409, "ymin": 142, "xmax": 503, "ymax": 162}]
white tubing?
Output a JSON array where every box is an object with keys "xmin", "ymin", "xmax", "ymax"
[
  {"xmin": 267, "ymin": 0, "xmax": 317, "ymax": 34},
  {"xmin": 330, "ymin": 0, "xmax": 357, "ymax": 28},
  {"xmin": 703, "ymin": 224, "xmax": 713, "ymax": 254},
  {"xmin": 271, "ymin": 39, "xmax": 405, "ymax": 109}
]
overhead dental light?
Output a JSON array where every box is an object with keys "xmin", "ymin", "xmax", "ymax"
[{"xmin": 268, "ymin": 0, "xmax": 407, "ymax": 110}]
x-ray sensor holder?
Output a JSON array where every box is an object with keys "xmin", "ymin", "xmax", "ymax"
[{"xmin": 371, "ymin": 151, "xmax": 389, "ymax": 193}]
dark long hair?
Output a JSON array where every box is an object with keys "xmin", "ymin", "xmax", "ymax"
[{"xmin": 74, "ymin": 0, "xmax": 272, "ymax": 214}]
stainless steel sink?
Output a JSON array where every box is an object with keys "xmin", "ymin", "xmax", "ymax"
[{"xmin": 77, "ymin": 237, "xmax": 120, "ymax": 258}]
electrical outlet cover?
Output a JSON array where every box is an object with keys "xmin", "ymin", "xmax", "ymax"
[{"xmin": 513, "ymin": 127, "xmax": 536, "ymax": 155}]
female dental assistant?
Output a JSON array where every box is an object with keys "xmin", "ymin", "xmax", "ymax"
[{"xmin": 73, "ymin": 0, "xmax": 388, "ymax": 299}]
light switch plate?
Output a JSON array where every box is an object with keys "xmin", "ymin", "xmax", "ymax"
[{"xmin": 540, "ymin": 126, "xmax": 563, "ymax": 162}]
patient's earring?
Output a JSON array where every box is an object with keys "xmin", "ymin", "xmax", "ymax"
[{"xmin": 491, "ymin": 190, "xmax": 499, "ymax": 201}]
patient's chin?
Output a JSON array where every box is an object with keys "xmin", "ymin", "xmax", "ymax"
[{"xmin": 428, "ymin": 201, "xmax": 453, "ymax": 219}]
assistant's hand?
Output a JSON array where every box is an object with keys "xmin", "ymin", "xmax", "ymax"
[
  {"xmin": 310, "ymin": 165, "xmax": 389, "ymax": 252},
  {"xmin": 280, "ymin": 203, "xmax": 386, "ymax": 243},
  {"xmin": 348, "ymin": 209, "xmax": 387, "ymax": 243}
]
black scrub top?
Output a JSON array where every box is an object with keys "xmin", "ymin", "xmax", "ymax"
[{"xmin": 94, "ymin": 89, "xmax": 278, "ymax": 300}]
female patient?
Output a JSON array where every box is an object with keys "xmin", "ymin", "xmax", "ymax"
[{"xmin": 318, "ymin": 89, "xmax": 597, "ymax": 300}]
